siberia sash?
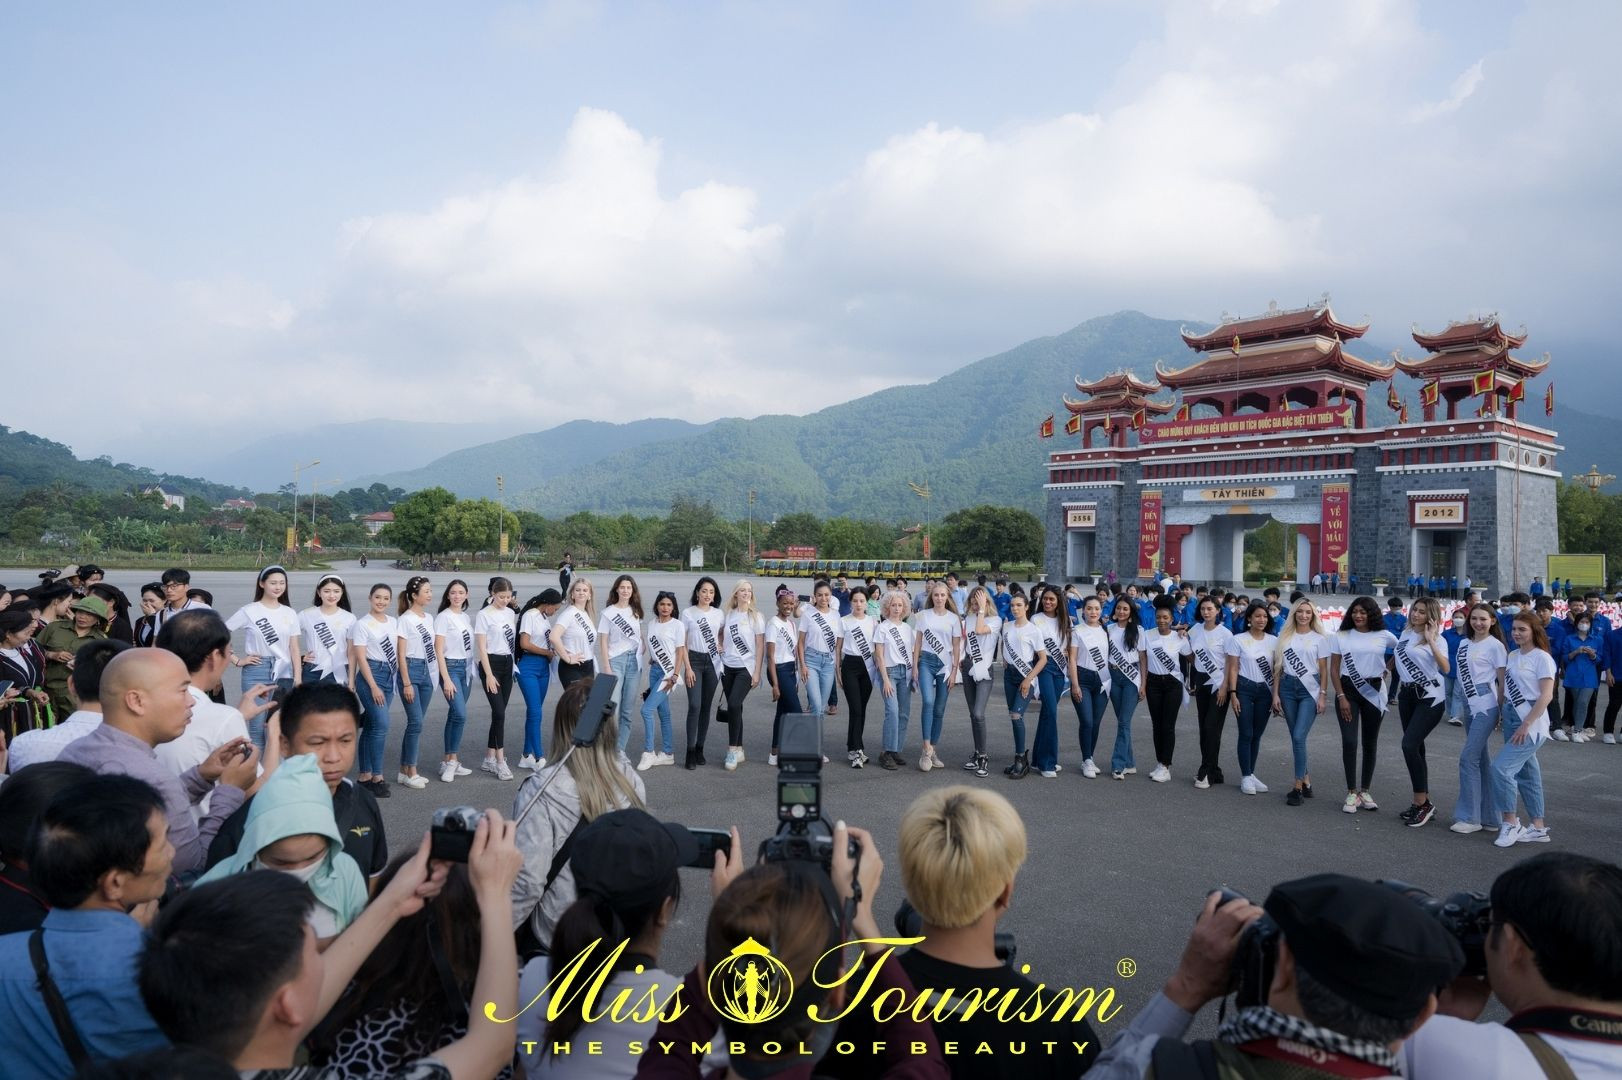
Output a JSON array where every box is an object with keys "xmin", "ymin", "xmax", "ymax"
[
  {"xmin": 1395, "ymin": 637, "xmax": 1445, "ymax": 704},
  {"xmin": 1282, "ymin": 641, "xmax": 1320, "ymax": 699},
  {"xmin": 1339, "ymin": 646, "xmax": 1382, "ymax": 711},
  {"xmin": 964, "ymin": 621, "xmax": 989, "ymax": 681},
  {"xmin": 808, "ymin": 611, "xmax": 837, "ymax": 655}
]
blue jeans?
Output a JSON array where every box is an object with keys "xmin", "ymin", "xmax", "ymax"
[
  {"xmin": 443, "ymin": 658, "xmax": 470, "ymax": 756},
  {"xmin": 514, "ymin": 654, "xmax": 551, "ymax": 760},
  {"xmin": 882, "ymin": 664, "xmax": 912, "ymax": 754},
  {"xmin": 802, "ymin": 650, "xmax": 835, "ymax": 717},
  {"xmin": 609, "ymin": 650, "xmax": 642, "ymax": 754},
  {"xmin": 917, "ymin": 652, "xmax": 949, "ymax": 745},
  {"xmin": 1454, "ymin": 705, "xmax": 1500, "ymax": 826},
  {"xmin": 1445, "ymin": 676, "xmax": 1467, "ymax": 718},
  {"xmin": 1002, "ymin": 667, "xmax": 1032, "ymax": 754},
  {"xmin": 240, "ymin": 661, "xmax": 293, "ymax": 750},
  {"xmin": 302, "ymin": 668, "xmax": 337, "ymax": 685},
  {"xmin": 359, "ymin": 659, "xmax": 395, "ymax": 776},
  {"xmin": 770, "ymin": 661, "xmax": 801, "ymax": 749},
  {"xmin": 1070, "ymin": 668, "xmax": 1106, "ymax": 760},
  {"xmin": 641, "ymin": 663, "xmax": 676, "ymax": 755},
  {"xmin": 1279, "ymin": 675, "xmax": 1316, "ymax": 782},
  {"xmin": 1235, "ymin": 676, "xmax": 1271, "ymax": 777},
  {"xmin": 1109, "ymin": 669, "xmax": 1140, "ymax": 773},
  {"xmin": 1491, "ymin": 703, "xmax": 1546, "ymax": 822},
  {"xmin": 399, "ymin": 657, "xmax": 433, "ymax": 770},
  {"xmin": 1033, "ymin": 665, "xmax": 1064, "ymax": 772}
]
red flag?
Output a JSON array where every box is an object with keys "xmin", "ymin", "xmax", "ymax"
[
  {"xmin": 1508, "ymin": 379, "xmax": 1525, "ymax": 403},
  {"xmin": 1398, "ymin": 403, "xmax": 1409, "ymax": 424},
  {"xmin": 1040, "ymin": 415, "xmax": 1055, "ymax": 438},
  {"xmin": 1130, "ymin": 408, "xmax": 1147, "ymax": 430},
  {"xmin": 1545, "ymin": 382, "xmax": 1555, "ymax": 417},
  {"xmin": 1419, "ymin": 381, "xmax": 1439, "ymax": 407},
  {"xmin": 1386, "ymin": 381, "xmax": 1401, "ymax": 411},
  {"xmin": 1471, "ymin": 370, "xmax": 1495, "ymax": 396},
  {"xmin": 1064, "ymin": 412, "xmax": 1082, "ymax": 435},
  {"xmin": 1174, "ymin": 403, "xmax": 1191, "ymax": 422}
]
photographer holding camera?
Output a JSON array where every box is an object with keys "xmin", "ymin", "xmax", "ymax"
[
  {"xmin": 1400, "ymin": 852, "xmax": 1622, "ymax": 1079},
  {"xmin": 1091, "ymin": 874, "xmax": 1463, "ymax": 1079}
]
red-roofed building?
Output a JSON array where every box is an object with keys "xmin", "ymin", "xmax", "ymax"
[{"xmin": 360, "ymin": 511, "xmax": 394, "ymax": 536}]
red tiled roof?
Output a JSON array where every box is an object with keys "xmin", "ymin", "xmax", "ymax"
[
  {"xmin": 1181, "ymin": 304, "xmax": 1368, "ymax": 351},
  {"xmin": 1155, "ymin": 339, "xmax": 1393, "ymax": 390}
]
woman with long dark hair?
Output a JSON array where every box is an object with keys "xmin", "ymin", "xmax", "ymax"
[
  {"xmin": 1328, "ymin": 596, "xmax": 1395, "ymax": 814},
  {"xmin": 227, "ymin": 565, "xmax": 303, "ymax": 746},
  {"xmin": 839, "ymin": 586, "xmax": 878, "ymax": 768},
  {"xmin": 394, "ymin": 576, "xmax": 437, "ymax": 790},
  {"xmin": 681, "ymin": 577, "xmax": 723, "ymax": 769},
  {"xmin": 299, "ymin": 575, "xmax": 355, "ymax": 686},
  {"xmin": 1224, "ymin": 601, "xmax": 1276, "ymax": 795},
  {"xmin": 349, "ymin": 583, "xmax": 398, "ymax": 798},
  {"xmin": 1028, "ymin": 585, "xmax": 1071, "ymax": 779},
  {"xmin": 999, "ymin": 592, "xmax": 1045, "ymax": 779},
  {"xmin": 639, "ymin": 591, "xmax": 685, "ymax": 772},
  {"xmin": 133, "ymin": 582, "xmax": 163, "ymax": 647},
  {"xmin": 476, "ymin": 576, "xmax": 519, "ymax": 781},
  {"xmin": 796, "ymin": 580, "xmax": 842, "ymax": 721},
  {"xmin": 87, "ymin": 582, "xmax": 133, "ymax": 644},
  {"xmin": 514, "ymin": 587, "xmax": 562, "ymax": 771},
  {"xmin": 1187, "ymin": 596, "xmax": 1231, "ymax": 788},
  {"xmin": 1105, "ymin": 595, "xmax": 1146, "ymax": 781},
  {"xmin": 597, "ymin": 574, "xmax": 645, "ymax": 758},
  {"xmin": 435, "ymin": 579, "xmax": 476, "ymax": 784},
  {"xmin": 1141, "ymin": 596, "xmax": 1191, "ymax": 784},
  {"xmin": 1067, "ymin": 594, "xmax": 1109, "ymax": 779}
]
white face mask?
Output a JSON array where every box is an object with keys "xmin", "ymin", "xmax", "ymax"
[{"xmin": 253, "ymin": 853, "xmax": 325, "ymax": 883}]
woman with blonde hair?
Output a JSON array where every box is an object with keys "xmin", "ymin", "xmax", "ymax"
[
  {"xmin": 959, "ymin": 586, "xmax": 1001, "ymax": 777},
  {"xmin": 548, "ymin": 578, "xmax": 598, "ymax": 692},
  {"xmin": 913, "ymin": 582, "xmax": 962, "ymax": 773},
  {"xmin": 1270, "ymin": 597, "xmax": 1331, "ymax": 806},
  {"xmin": 510, "ymin": 679, "xmax": 645, "ymax": 951},
  {"xmin": 874, "ymin": 589, "xmax": 917, "ymax": 771},
  {"xmin": 1393, "ymin": 594, "xmax": 1451, "ymax": 828},
  {"xmin": 716, "ymin": 580, "xmax": 765, "ymax": 772}
]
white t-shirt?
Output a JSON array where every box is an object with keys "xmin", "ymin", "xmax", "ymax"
[
  {"xmin": 1226, "ymin": 632, "xmax": 1275, "ymax": 686},
  {"xmin": 799, "ymin": 608, "xmax": 842, "ymax": 657},
  {"xmin": 551, "ymin": 606, "xmax": 596, "ymax": 662},
  {"xmin": 1402, "ymin": 1011, "xmax": 1622, "ymax": 1080},
  {"xmin": 915, "ymin": 610, "xmax": 962, "ymax": 665},
  {"xmin": 435, "ymin": 609, "xmax": 475, "ymax": 662},
  {"xmin": 962, "ymin": 611, "xmax": 1002, "ymax": 680},
  {"xmin": 1029, "ymin": 613, "xmax": 1069, "ymax": 677},
  {"xmin": 1505, "ymin": 647, "xmax": 1557, "ymax": 737},
  {"xmin": 721, "ymin": 610, "xmax": 764, "ymax": 670},
  {"xmin": 841, "ymin": 614, "xmax": 878, "ymax": 674},
  {"xmin": 1143, "ymin": 629, "xmax": 1190, "ymax": 677},
  {"xmin": 397, "ymin": 610, "xmax": 437, "ymax": 662},
  {"xmin": 875, "ymin": 619, "xmax": 914, "ymax": 671},
  {"xmin": 644, "ymin": 618, "xmax": 685, "ymax": 678},
  {"xmin": 518, "ymin": 608, "xmax": 552, "ymax": 657},
  {"xmin": 597, "ymin": 605, "xmax": 643, "ymax": 660},
  {"xmin": 1455, "ymin": 636, "xmax": 1508, "ymax": 712},
  {"xmin": 1332, "ymin": 629, "xmax": 1397, "ymax": 708},
  {"xmin": 766, "ymin": 615, "xmax": 798, "ymax": 664},
  {"xmin": 156, "ymin": 688, "xmax": 251, "ymax": 819},
  {"xmin": 351, "ymin": 614, "xmax": 399, "ymax": 666},
  {"xmin": 299, "ymin": 607, "xmax": 356, "ymax": 681},
  {"xmin": 1000, "ymin": 622, "xmax": 1043, "ymax": 691},
  {"xmin": 226, "ymin": 602, "xmax": 301, "ymax": 680},
  {"xmin": 476, "ymin": 606, "xmax": 519, "ymax": 657},
  {"xmin": 1395, "ymin": 627, "xmax": 1447, "ymax": 703},
  {"xmin": 1187, "ymin": 624, "xmax": 1231, "ymax": 685},
  {"xmin": 682, "ymin": 607, "xmax": 724, "ymax": 672},
  {"xmin": 1277, "ymin": 629, "xmax": 1329, "ymax": 698},
  {"xmin": 1106, "ymin": 623, "xmax": 1145, "ymax": 681}
]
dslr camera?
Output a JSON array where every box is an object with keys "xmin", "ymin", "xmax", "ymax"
[
  {"xmin": 760, "ymin": 713, "xmax": 855, "ymax": 871},
  {"xmin": 429, "ymin": 805, "xmax": 483, "ymax": 862},
  {"xmin": 894, "ymin": 898, "xmax": 1018, "ymax": 969}
]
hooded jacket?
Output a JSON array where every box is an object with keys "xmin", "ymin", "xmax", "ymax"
[{"xmin": 198, "ymin": 754, "xmax": 368, "ymax": 930}]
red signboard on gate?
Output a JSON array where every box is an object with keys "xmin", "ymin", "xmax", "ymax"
[
  {"xmin": 1321, "ymin": 484, "xmax": 1349, "ymax": 574},
  {"xmin": 1138, "ymin": 491, "xmax": 1163, "ymax": 575},
  {"xmin": 1139, "ymin": 404, "xmax": 1354, "ymax": 443},
  {"xmin": 785, "ymin": 546, "xmax": 818, "ymax": 559}
]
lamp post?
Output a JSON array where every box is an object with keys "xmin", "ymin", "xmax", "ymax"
[
  {"xmin": 496, "ymin": 475, "xmax": 506, "ymax": 570},
  {"xmin": 747, "ymin": 490, "xmax": 756, "ymax": 563},
  {"xmin": 291, "ymin": 459, "xmax": 320, "ymax": 564},
  {"xmin": 1573, "ymin": 465, "xmax": 1617, "ymax": 493}
]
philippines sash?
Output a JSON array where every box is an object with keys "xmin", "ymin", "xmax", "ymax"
[{"xmin": 808, "ymin": 611, "xmax": 838, "ymax": 655}]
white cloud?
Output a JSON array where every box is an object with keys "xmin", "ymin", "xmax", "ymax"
[{"xmin": 1408, "ymin": 59, "xmax": 1486, "ymax": 122}]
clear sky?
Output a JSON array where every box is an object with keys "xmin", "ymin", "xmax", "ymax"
[{"xmin": 3, "ymin": 0, "xmax": 1617, "ymax": 468}]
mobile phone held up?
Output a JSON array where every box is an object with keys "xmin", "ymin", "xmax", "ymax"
[{"xmin": 685, "ymin": 827, "xmax": 732, "ymax": 869}]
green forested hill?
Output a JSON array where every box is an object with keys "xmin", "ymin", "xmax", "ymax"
[
  {"xmin": 514, "ymin": 310, "xmax": 1182, "ymax": 518},
  {"xmin": 0, "ymin": 426, "xmax": 245, "ymax": 504}
]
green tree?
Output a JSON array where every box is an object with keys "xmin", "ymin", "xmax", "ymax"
[
  {"xmin": 765, "ymin": 512, "xmax": 824, "ymax": 551},
  {"xmin": 935, "ymin": 505, "xmax": 1042, "ymax": 571},
  {"xmin": 820, "ymin": 517, "xmax": 876, "ymax": 559},
  {"xmin": 436, "ymin": 499, "xmax": 519, "ymax": 556},
  {"xmin": 383, "ymin": 487, "xmax": 458, "ymax": 557},
  {"xmin": 657, "ymin": 498, "xmax": 721, "ymax": 560}
]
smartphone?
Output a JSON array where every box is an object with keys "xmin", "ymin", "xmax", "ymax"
[
  {"xmin": 0, "ymin": 680, "xmax": 13, "ymax": 697},
  {"xmin": 686, "ymin": 827, "xmax": 733, "ymax": 869}
]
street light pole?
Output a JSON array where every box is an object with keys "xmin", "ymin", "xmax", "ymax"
[
  {"xmin": 496, "ymin": 475, "xmax": 506, "ymax": 570},
  {"xmin": 748, "ymin": 490, "xmax": 756, "ymax": 563},
  {"xmin": 291, "ymin": 459, "xmax": 320, "ymax": 564}
]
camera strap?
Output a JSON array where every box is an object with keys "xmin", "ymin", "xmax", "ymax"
[
  {"xmin": 29, "ymin": 930, "xmax": 91, "ymax": 1071},
  {"xmin": 425, "ymin": 907, "xmax": 470, "ymax": 1028},
  {"xmin": 1508, "ymin": 1007, "xmax": 1622, "ymax": 1045}
]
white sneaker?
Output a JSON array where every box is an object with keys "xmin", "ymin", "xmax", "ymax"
[
  {"xmin": 454, "ymin": 763, "xmax": 472, "ymax": 776},
  {"xmin": 767, "ymin": 753, "xmax": 779, "ymax": 766},
  {"xmin": 1494, "ymin": 822, "xmax": 1523, "ymax": 847},
  {"xmin": 1082, "ymin": 758, "xmax": 1100, "ymax": 778},
  {"xmin": 1446, "ymin": 716, "xmax": 1464, "ymax": 726},
  {"xmin": 495, "ymin": 759, "xmax": 513, "ymax": 781},
  {"xmin": 395, "ymin": 772, "xmax": 429, "ymax": 790},
  {"xmin": 1517, "ymin": 825, "xmax": 1551, "ymax": 843},
  {"xmin": 530, "ymin": 757, "xmax": 546, "ymax": 771},
  {"xmin": 1149, "ymin": 764, "xmax": 1171, "ymax": 783},
  {"xmin": 1358, "ymin": 792, "xmax": 1379, "ymax": 811},
  {"xmin": 480, "ymin": 759, "xmax": 501, "ymax": 775},
  {"xmin": 438, "ymin": 762, "xmax": 457, "ymax": 784},
  {"xmin": 656, "ymin": 752, "xmax": 676, "ymax": 766},
  {"xmin": 929, "ymin": 749, "xmax": 944, "ymax": 769},
  {"xmin": 736, "ymin": 748, "xmax": 746, "ymax": 765},
  {"xmin": 1194, "ymin": 775, "xmax": 1210, "ymax": 789},
  {"xmin": 1571, "ymin": 731, "xmax": 1589, "ymax": 744},
  {"xmin": 1449, "ymin": 821, "xmax": 1483, "ymax": 834},
  {"xmin": 918, "ymin": 754, "xmax": 933, "ymax": 773},
  {"xmin": 1342, "ymin": 793, "xmax": 1359, "ymax": 814},
  {"xmin": 517, "ymin": 754, "xmax": 539, "ymax": 770},
  {"xmin": 1250, "ymin": 775, "xmax": 1269, "ymax": 793},
  {"xmin": 1121, "ymin": 766, "xmax": 1138, "ymax": 776},
  {"xmin": 1604, "ymin": 734, "xmax": 1617, "ymax": 744},
  {"xmin": 724, "ymin": 749, "xmax": 739, "ymax": 771},
  {"xmin": 1111, "ymin": 769, "xmax": 1126, "ymax": 780},
  {"xmin": 1040, "ymin": 769, "xmax": 1058, "ymax": 778},
  {"xmin": 636, "ymin": 752, "xmax": 657, "ymax": 772},
  {"xmin": 1552, "ymin": 729, "xmax": 1571, "ymax": 741},
  {"xmin": 1240, "ymin": 775, "xmax": 1258, "ymax": 795}
]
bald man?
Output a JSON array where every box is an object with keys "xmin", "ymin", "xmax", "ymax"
[{"xmin": 61, "ymin": 649, "xmax": 260, "ymax": 876}]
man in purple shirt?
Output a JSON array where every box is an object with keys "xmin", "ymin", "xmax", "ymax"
[{"xmin": 61, "ymin": 649, "xmax": 259, "ymax": 876}]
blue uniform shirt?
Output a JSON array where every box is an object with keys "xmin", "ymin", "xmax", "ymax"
[
  {"xmin": 1565, "ymin": 631, "xmax": 1602, "ymax": 689},
  {"xmin": 993, "ymin": 592, "xmax": 1013, "ymax": 621},
  {"xmin": 1384, "ymin": 611, "xmax": 1407, "ymax": 656},
  {"xmin": 1543, "ymin": 617, "xmax": 1567, "ymax": 666},
  {"xmin": 0, "ymin": 908, "xmax": 168, "ymax": 1078},
  {"xmin": 1602, "ymin": 626, "xmax": 1622, "ymax": 679}
]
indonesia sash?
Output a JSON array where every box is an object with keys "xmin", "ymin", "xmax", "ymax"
[{"xmin": 1109, "ymin": 636, "xmax": 1140, "ymax": 682}]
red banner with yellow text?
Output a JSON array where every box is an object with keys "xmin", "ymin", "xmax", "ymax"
[
  {"xmin": 1138, "ymin": 491, "xmax": 1163, "ymax": 576},
  {"xmin": 1320, "ymin": 483, "xmax": 1349, "ymax": 575},
  {"xmin": 1139, "ymin": 405, "xmax": 1355, "ymax": 443}
]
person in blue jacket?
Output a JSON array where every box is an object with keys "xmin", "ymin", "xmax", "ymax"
[
  {"xmin": 1558, "ymin": 613, "xmax": 1602, "ymax": 742},
  {"xmin": 1384, "ymin": 597, "xmax": 1408, "ymax": 704},
  {"xmin": 1530, "ymin": 576, "xmax": 1545, "ymax": 599},
  {"xmin": 1601, "ymin": 616, "xmax": 1622, "ymax": 743},
  {"xmin": 1449, "ymin": 574, "xmax": 1459, "ymax": 599},
  {"xmin": 1442, "ymin": 605, "xmax": 1467, "ymax": 724},
  {"xmin": 1498, "ymin": 592, "xmax": 1527, "ymax": 641},
  {"xmin": 1564, "ymin": 577, "xmax": 1574, "ymax": 598},
  {"xmin": 992, "ymin": 579, "xmax": 1013, "ymax": 622}
]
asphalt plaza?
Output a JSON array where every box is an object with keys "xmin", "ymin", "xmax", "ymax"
[{"xmin": 38, "ymin": 564, "xmax": 1622, "ymax": 1038}]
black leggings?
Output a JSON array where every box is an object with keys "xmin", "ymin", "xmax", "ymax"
[
  {"xmin": 964, "ymin": 675, "xmax": 993, "ymax": 753},
  {"xmin": 1193, "ymin": 674, "xmax": 1225, "ymax": 780},
  {"xmin": 686, "ymin": 662, "xmax": 718, "ymax": 751},
  {"xmin": 483, "ymin": 654, "xmax": 514, "ymax": 750},
  {"xmin": 558, "ymin": 659, "xmax": 595, "ymax": 691},
  {"xmin": 1338, "ymin": 676, "xmax": 1384, "ymax": 791},
  {"xmin": 719, "ymin": 665, "xmax": 754, "ymax": 746},
  {"xmin": 1398, "ymin": 682, "xmax": 1444, "ymax": 794},
  {"xmin": 1605, "ymin": 683, "xmax": 1622, "ymax": 734},
  {"xmin": 1144, "ymin": 672, "xmax": 1182, "ymax": 766},
  {"xmin": 841, "ymin": 656, "xmax": 873, "ymax": 752}
]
